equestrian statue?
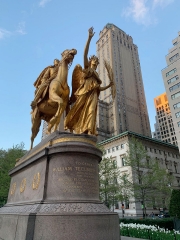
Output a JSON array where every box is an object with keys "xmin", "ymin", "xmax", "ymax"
[{"xmin": 30, "ymin": 48, "xmax": 77, "ymax": 149}]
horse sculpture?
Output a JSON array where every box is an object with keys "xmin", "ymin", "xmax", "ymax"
[{"xmin": 30, "ymin": 49, "xmax": 77, "ymax": 149}]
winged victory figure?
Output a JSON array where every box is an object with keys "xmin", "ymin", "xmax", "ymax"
[{"xmin": 64, "ymin": 27, "xmax": 116, "ymax": 136}]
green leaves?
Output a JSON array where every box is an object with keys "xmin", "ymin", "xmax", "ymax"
[
  {"xmin": 99, "ymin": 155, "xmax": 120, "ymax": 206},
  {"xmin": 124, "ymin": 137, "xmax": 173, "ymax": 214},
  {"xmin": 0, "ymin": 143, "xmax": 26, "ymax": 201},
  {"xmin": 169, "ymin": 189, "xmax": 180, "ymax": 218}
]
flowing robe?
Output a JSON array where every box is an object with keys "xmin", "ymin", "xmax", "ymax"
[{"xmin": 65, "ymin": 67, "xmax": 101, "ymax": 135}]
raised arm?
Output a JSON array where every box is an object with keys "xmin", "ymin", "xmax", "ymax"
[
  {"xmin": 84, "ymin": 27, "xmax": 95, "ymax": 69},
  {"xmin": 99, "ymin": 81, "xmax": 113, "ymax": 91}
]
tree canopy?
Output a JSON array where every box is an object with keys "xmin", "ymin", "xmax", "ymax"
[
  {"xmin": 124, "ymin": 137, "xmax": 173, "ymax": 216},
  {"xmin": 99, "ymin": 148, "xmax": 132, "ymax": 210},
  {"xmin": 99, "ymin": 152, "xmax": 120, "ymax": 208},
  {"xmin": 0, "ymin": 143, "xmax": 26, "ymax": 201}
]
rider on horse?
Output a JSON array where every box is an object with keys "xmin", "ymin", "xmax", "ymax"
[{"xmin": 31, "ymin": 59, "xmax": 60, "ymax": 110}]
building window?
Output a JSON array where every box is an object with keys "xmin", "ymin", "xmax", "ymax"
[
  {"xmin": 174, "ymin": 163, "xmax": 178, "ymax": 173},
  {"xmin": 169, "ymin": 53, "xmax": 179, "ymax": 62},
  {"xmin": 108, "ymin": 149, "xmax": 111, "ymax": 153},
  {"xmin": 166, "ymin": 68, "xmax": 177, "ymax": 77},
  {"xmin": 175, "ymin": 112, "xmax": 180, "ymax": 118},
  {"xmin": 171, "ymin": 91, "xmax": 180, "ymax": 100},
  {"xmin": 113, "ymin": 160, "xmax": 117, "ymax": 168},
  {"xmin": 177, "ymin": 121, "xmax": 180, "ymax": 127},
  {"xmin": 169, "ymin": 82, "xmax": 180, "ymax": 92},
  {"xmin": 116, "ymin": 146, "xmax": 119, "ymax": 150},
  {"xmin": 112, "ymin": 147, "xmax": 115, "ymax": 152},
  {"xmin": 174, "ymin": 102, "xmax": 180, "ymax": 109},
  {"xmin": 121, "ymin": 144, "xmax": 124, "ymax": 149},
  {"xmin": 121, "ymin": 156, "xmax": 126, "ymax": 166},
  {"xmin": 125, "ymin": 199, "xmax": 129, "ymax": 209},
  {"xmin": 146, "ymin": 156, "xmax": 150, "ymax": 167}
]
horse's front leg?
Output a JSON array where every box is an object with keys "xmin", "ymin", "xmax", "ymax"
[
  {"xmin": 30, "ymin": 108, "xmax": 41, "ymax": 149},
  {"xmin": 47, "ymin": 90, "xmax": 64, "ymax": 134}
]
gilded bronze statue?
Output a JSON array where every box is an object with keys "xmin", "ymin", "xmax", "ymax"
[
  {"xmin": 64, "ymin": 27, "xmax": 115, "ymax": 135},
  {"xmin": 31, "ymin": 59, "xmax": 60, "ymax": 109},
  {"xmin": 30, "ymin": 49, "xmax": 77, "ymax": 149}
]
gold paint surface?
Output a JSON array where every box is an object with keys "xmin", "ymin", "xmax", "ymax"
[
  {"xmin": 30, "ymin": 49, "xmax": 77, "ymax": 149},
  {"xmin": 32, "ymin": 172, "xmax": 40, "ymax": 190},
  {"xmin": 20, "ymin": 178, "xmax": 26, "ymax": 193},
  {"xmin": 10, "ymin": 182, "xmax": 16, "ymax": 195},
  {"xmin": 51, "ymin": 137, "xmax": 96, "ymax": 146},
  {"xmin": 64, "ymin": 28, "xmax": 114, "ymax": 135}
]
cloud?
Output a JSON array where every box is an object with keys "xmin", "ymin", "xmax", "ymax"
[
  {"xmin": 16, "ymin": 22, "xmax": 26, "ymax": 35},
  {"xmin": 0, "ymin": 22, "xmax": 27, "ymax": 40},
  {"xmin": 123, "ymin": 0, "xmax": 174, "ymax": 26},
  {"xmin": 0, "ymin": 28, "xmax": 11, "ymax": 39},
  {"xmin": 39, "ymin": 0, "xmax": 52, "ymax": 7},
  {"xmin": 153, "ymin": 0, "xmax": 174, "ymax": 8},
  {"xmin": 122, "ymin": 0, "xmax": 154, "ymax": 26}
]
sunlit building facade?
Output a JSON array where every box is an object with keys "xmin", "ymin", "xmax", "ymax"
[{"xmin": 153, "ymin": 93, "xmax": 177, "ymax": 145}]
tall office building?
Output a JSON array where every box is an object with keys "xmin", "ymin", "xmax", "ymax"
[
  {"xmin": 153, "ymin": 93, "xmax": 177, "ymax": 145},
  {"xmin": 96, "ymin": 23, "xmax": 151, "ymax": 142},
  {"xmin": 152, "ymin": 116, "xmax": 161, "ymax": 140},
  {"xmin": 162, "ymin": 32, "xmax": 180, "ymax": 151}
]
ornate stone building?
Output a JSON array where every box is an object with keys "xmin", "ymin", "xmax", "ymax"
[{"xmin": 98, "ymin": 131, "xmax": 180, "ymax": 217}]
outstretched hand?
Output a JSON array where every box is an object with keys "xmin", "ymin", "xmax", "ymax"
[
  {"xmin": 88, "ymin": 27, "xmax": 95, "ymax": 38},
  {"xmin": 109, "ymin": 81, "xmax": 114, "ymax": 87}
]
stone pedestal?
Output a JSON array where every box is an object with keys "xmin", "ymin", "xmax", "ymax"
[{"xmin": 0, "ymin": 131, "xmax": 119, "ymax": 240}]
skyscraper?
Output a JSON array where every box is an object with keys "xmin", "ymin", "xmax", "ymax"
[
  {"xmin": 153, "ymin": 93, "xmax": 177, "ymax": 145},
  {"xmin": 162, "ymin": 32, "xmax": 180, "ymax": 151},
  {"xmin": 96, "ymin": 23, "xmax": 151, "ymax": 142}
]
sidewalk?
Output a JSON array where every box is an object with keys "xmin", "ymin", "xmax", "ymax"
[{"xmin": 121, "ymin": 237, "xmax": 147, "ymax": 240}]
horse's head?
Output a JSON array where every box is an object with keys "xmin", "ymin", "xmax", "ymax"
[{"xmin": 61, "ymin": 49, "xmax": 77, "ymax": 64}]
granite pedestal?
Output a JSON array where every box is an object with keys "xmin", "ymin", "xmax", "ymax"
[{"xmin": 0, "ymin": 131, "xmax": 119, "ymax": 240}]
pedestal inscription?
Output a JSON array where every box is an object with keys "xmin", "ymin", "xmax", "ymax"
[{"xmin": 47, "ymin": 153, "xmax": 100, "ymax": 201}]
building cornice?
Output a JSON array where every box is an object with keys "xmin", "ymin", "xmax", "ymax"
[{"xmin": 98, "ymin": 131, "xmax": 179, "ymax": 150}]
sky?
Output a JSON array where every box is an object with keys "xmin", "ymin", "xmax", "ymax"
[{"xmin": 0, "ymin": 0, "xmax": 180, "ymax": 150}]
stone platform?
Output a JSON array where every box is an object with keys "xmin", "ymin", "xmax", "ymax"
[{"xmin": 0, "ymin": 131, "xmax": 119, "ymax": 240}]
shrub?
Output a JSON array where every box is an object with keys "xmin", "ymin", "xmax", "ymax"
[{"xmin": 169, "ymin": 189, "xmax": 180, "ymax": 218}]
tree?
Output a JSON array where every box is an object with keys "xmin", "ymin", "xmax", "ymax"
[
  {"xmin": 99, "ymin": 151, "xmax": 121, "ymax": 209},
  {"xmin": 169, "ymin": 189, "xmax": 180, "ymax": 218},
  {"xmin": 0, "ymin": 143, "xmax": 26, "ymax": 202},
  {"xmin": 124, "ymin": 137, "xmax": 173, "ymax": 217}
]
